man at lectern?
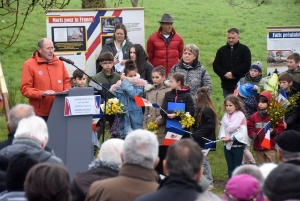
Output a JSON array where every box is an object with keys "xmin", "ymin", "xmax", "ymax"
[{"xmin": 20, "ymin": 38, "xmax": 70, "ymax": 121}]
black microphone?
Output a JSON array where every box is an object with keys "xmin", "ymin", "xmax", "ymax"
[{"xmin": 59, "ymin": 57, "xmax": 74, "ymax": 65}]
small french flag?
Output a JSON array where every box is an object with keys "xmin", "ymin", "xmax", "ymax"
[
  {"xmin": 134, "ymin": 96, "xmax": 159, "ymax": 108},
  {"xmin": 162, "ymin": 126, "xmax": 186, "ymax": 146},
  {"xmin": 261, "ymin": 121, "xmax": 271, "ymax": 149}
]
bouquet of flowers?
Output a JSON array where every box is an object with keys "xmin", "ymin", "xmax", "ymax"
[
  {"xmin": 286, "ymin": 91, "xmax": 300, "ymax": 113},
  {"xmin": 145, "ymin": 120, "xmax": 159, "ymax": 135},
  {"xmin": 175, "ymin": 110, "xmax": 195, "ymax": 129},
  {"xmin": 101, "ymin": 98, "xmax": 124, "ymax": 115},
  {"xmin": 266, "ymin": 98, "xmax": 286, "ymax": 128}
]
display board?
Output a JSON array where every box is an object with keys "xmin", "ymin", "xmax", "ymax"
[
  {"xmin": 267, "ymin": 26, "xmax": 300, "ymax": 74},
  {"xmin": 46, "ymin": 8, "xmax": 145, "ymax": 76}
]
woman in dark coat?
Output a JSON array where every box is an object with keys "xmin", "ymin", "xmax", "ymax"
[{"xmin": 129, "ymin": 44, "xmax": 154, "ymax": 84}]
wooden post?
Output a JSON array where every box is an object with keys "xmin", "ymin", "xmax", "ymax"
[{"xmin": 0, "ymin": 62, "xmax": 9, "ymax": 129}]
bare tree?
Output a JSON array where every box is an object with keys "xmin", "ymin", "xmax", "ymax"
[{"xmin": 0, "ymin": 0, "xmax": 70, "ymax": 49}]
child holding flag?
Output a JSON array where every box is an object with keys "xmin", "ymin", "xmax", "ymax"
[
  {"xmin": 247, "ymin": 91, "xmax": 284, "ymax": 165},
  {"xmin": 218, "ymin": 95, "xmax": 249, "ymax": 178},
  {"xmin": 109, "ymin": 60, "xmax": 147, "ymax": 139},
  {"xmin": 193, "ymin": 87, "xmax": 218, "ymax": 189},
  {"xmin": 143, "ymin": 66, "xmax": 170, "ymax": 143}
]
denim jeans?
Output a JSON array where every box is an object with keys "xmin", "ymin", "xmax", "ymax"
[
  {"xmin": 222, "ymin": 88, "xmax": 234, "ymax": 98},
  {"xmin": 224, "ymin": 146, "xmax": 244, "ymax": 178}
]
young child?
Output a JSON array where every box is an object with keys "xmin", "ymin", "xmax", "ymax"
[
  {"xmin": 193, "ymin": 87, "xmax": 218, "ymax": 189},
  {"xmin": 218, "ymin": 95, "xmax": 249, "ymax": 178},
  {"xmin": 160, "ymin": 73, "xmax": 195, "ymax": 128},
  {"xmin": 238, "ymin": 61, "xmax": 263, "ymax": 86},
  {"xmin": 110, "ymin": 59, "xmax": 146, "ymax": 139},
  {"xmin": 143, "ymin": 66, "xmax": 170, "ymax": 143},
  {"xmin": 279, "ymin": 72, "xmax": 300, "ymax": 132},
  {"xmin": 72, "ymin": 69, "xmax": 86, "ymax": 88},
  {"xmin": 237, "ymin": 83, "xmax": 258, "ymax": 165},
  {"xmin": 286, "ymin": 53, "xmax": 300, "ymax": 92},
  {"xmin": 247, "ymin": 91, "xmax": 284, "ymax": 165},
  {"xmin": 91, "ymin": 52, "xmax": 121, "ymax": 137}
]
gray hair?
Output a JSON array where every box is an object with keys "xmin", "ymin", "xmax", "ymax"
[
  {"xmin": 232, "ymin": 164, "xmax": 264, "ymax": 187},
  {"xmin": 8, "ymin": 104, "xmax": 35, "ymax": 131},
  {"xmin": 166, "ymin": 139, "xmax": 204, "ymax": 179},
  {"xmin": 196, "ymin": 191, "xmax": 222, "ymax": 201},
  {"xmin": 279, "ymin": 148, "xmax": 300, "ymax": 161},
  {"xmin": 98, "ymin": 139, "xmax": 124, "ymax": 166},
  {"xmin": 183, "ymin": 44, "xmax": 199, "ymax": 58},
  {"xmin": 14, "ymin": 116, "xmax": 48, "ymax": 145},
  {"xmin": 123, "ymin": 129, "xmax": 158, "ymax": 169},
  {"xmin": 37, "ymin": 38, "xmax": 45, "ymax": 48}
]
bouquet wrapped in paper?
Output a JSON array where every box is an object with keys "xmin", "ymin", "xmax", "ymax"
[{"xmin": 175, "ymin": 110, "xmax": 195, "ymax": 129}]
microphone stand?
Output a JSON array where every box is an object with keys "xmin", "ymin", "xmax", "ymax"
[{"xmin": 62, "ymin": 61, "xmax": 115, "ymax": 143}]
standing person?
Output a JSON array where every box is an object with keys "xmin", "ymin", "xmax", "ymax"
[
  {"xmin": 109, "ymin": 60, "xmax": 147, "ymax": 139},
  {"xmin": 147, "ymin": 13, "xmax": 184, "ymax": 75},
  {"xmin": 72, "ymin": 69, "xmax": 86, "ymax": 88},
  {"xmin": 97, "ymin": 23, "xmax": 133, "ymax": 73},
  {"xmin": 193, "ymin": 87, "xmax": 218, "ymax": 190},
  {"xmin": 143, "ymin": 66, "xmax": 170, "ymax": 143},
  {"xmin": 168, "ymin": 44, "xmax": 212, "ymax": 97},
  {"xmin": 247, "ymin": 91, "xmax": 284, "ymax": 165},
  {"xmin": 285, "ymin": 53, "xmax": 300, "ymax": 92},
  {"xmin": 218, "ymin": 95, "xmax": 249, "ymax": 178},
  {"xmin": 213, "ymin": 28, "xmax": 251, "ymax": 98},
  {"xmin": 20, "ymin": 38, "xmax": 70, "ymax": 121},
  {"xmin": 160, "ymin": 73, "xmax": 195, "ymax": 125},
  {"xmin": 129, "ymin": 44, "xmax": 154, "ymax": 84}
]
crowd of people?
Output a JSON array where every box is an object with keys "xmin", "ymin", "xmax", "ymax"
[{"xmin": 0, "ymin": 12, "xmax": 300, "ymax": 201}]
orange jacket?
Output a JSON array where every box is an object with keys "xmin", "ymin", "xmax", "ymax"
[{"xmin": 20, "ymin": 52, "xmax": 70, "ymax": 116}]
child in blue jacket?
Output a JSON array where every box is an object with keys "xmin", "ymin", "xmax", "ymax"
[{"xmin": 110, "ymin": 60, "xmax": 147, "ymax": 139}]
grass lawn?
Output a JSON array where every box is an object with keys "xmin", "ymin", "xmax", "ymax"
[{"xmin": 0, "ymin": 0, "xmax": 299, "ymax": 196}]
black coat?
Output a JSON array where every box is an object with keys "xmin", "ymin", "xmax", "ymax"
[
  {"xmin": 193, "ymin": 107, "xmax": 216, "ymax": 150},
  {"xmin": 0, "ymin": 132, "xmax": 14, "ymax": 151},
  {"xmin": 135, "ymin": 175, "xmax": 202, "ymax": 201},
  {"xmin": 160, "ymin": 87, "xmax": 195, "ymax": 118},
  {"xmin": 140, "ymin": 61, "xmax": 154, "ymax": 84},
  {"xmin": 213, "ymin": 41, "xmax": 251, "ymax": 89},
  {"xmin": 70, "ymin": 165, "xmax": 118, "ymax": 201}
]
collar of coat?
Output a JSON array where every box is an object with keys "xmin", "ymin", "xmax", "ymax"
[{"xmin": 119, "ymin": 164, "xmax": 159, "ymax": 182}]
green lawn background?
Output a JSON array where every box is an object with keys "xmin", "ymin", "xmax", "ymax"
[{"xmin": 0, "ymin": 0, "xmax": 299, "ymax": 195}]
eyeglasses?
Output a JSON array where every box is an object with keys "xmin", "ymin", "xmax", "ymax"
[{"xmin": 101, "ymin": 62, "xmax": 113, "ymax": 65}]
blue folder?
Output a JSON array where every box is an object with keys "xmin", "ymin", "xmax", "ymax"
[{"xmin": 166, "ymin": 102, "xmax": 185, "ymax": 129}]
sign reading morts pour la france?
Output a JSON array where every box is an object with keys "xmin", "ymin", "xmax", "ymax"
[{"xmin": 64, "ymin": 95, "xmax": 101, "ymax": 116}]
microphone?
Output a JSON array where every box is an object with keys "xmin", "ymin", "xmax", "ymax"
[{"xmin": 59, "ymin": 57, "xmax": 74, "ymax": 65}]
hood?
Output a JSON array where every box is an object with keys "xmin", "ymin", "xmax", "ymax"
[
  {"xmin": 144, "ymin": 80, "xmax": 170, "ymax": 92},
  {"xmin": 259, "ymin": 91, "xmax": 272, "ymax": 102},
  {"xmin": 31, "ymin": 50, "xmax": 59, "ymax": 64}
]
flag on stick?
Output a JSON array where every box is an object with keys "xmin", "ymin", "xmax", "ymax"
[
  {"xmin": 134, "ymin": 96, "xmax": 159, "ymax": 108},
  {"xmin": 261, "ymin": 121, "xmax": 271, "ymax": 149},
  {"xmin": 162, "ymin": 126, "xmax": 186, "ymax": 146}
]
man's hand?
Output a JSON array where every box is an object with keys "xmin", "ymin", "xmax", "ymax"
[
  {"xmin": 42, "ymin": 90, "xmax": 56, "ymax": 96},
  {"xmin": 224, "ymin": 72, "xmax": 234, "ymax": 79}
]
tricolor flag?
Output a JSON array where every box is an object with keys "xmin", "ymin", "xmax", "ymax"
[
  {"xmin": 162, "ymin": 126, "xmax": 186, "ymax": 146},
  {"xmin": 261, "ymin": 121, "xmax": 271, "ymax": 149},
  {"xmin": 134, "ymin": 96, "xmax": 159, "ymax": 108},
  {"xmin": 276, "ymin": 89, "xmax": 289, "ymax": 108},
  {"xmin": 203, "ymin": 141, "xmax": 215, "ymax": 150}
]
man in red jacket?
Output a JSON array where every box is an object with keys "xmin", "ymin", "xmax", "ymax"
[
  {"xmin": 147, "ymin": 13, "xmax": 184, "ymax": 75},
  {"xmin": 20, "ymin": 38, "xmax": 70, "ymax": 121}
]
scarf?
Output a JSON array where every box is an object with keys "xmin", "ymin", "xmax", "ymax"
[{"xmin": 125, "ymin": 73, "xmax": 141, "ymax": 85}]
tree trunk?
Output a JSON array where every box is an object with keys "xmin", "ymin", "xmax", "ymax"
[
  {"xmin": 82, "ymin": 0, "xmax": 106, "ymax": 9},
  {"xmin": 130, "ymin": 0, "xmax": 139, "ymax": 7}
]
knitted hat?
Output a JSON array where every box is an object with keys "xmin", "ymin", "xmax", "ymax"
[
  {"xmin": 223, "ymin": 174, "xmax": 264, "ymax": 201},
  {"xmin": 250, "ymin": 61, "xmax": 263, "ymax": 72},
  {"xmin": 238, "ymin": 83, "xmax": 258, "ymax": 98},
  {"xmin": 275, "ymin": 130, "xmax": 300, "ymax": 152},
  {"xmin": 263, "ymin": 163, "xmax": 300, "ymax": 201}
]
